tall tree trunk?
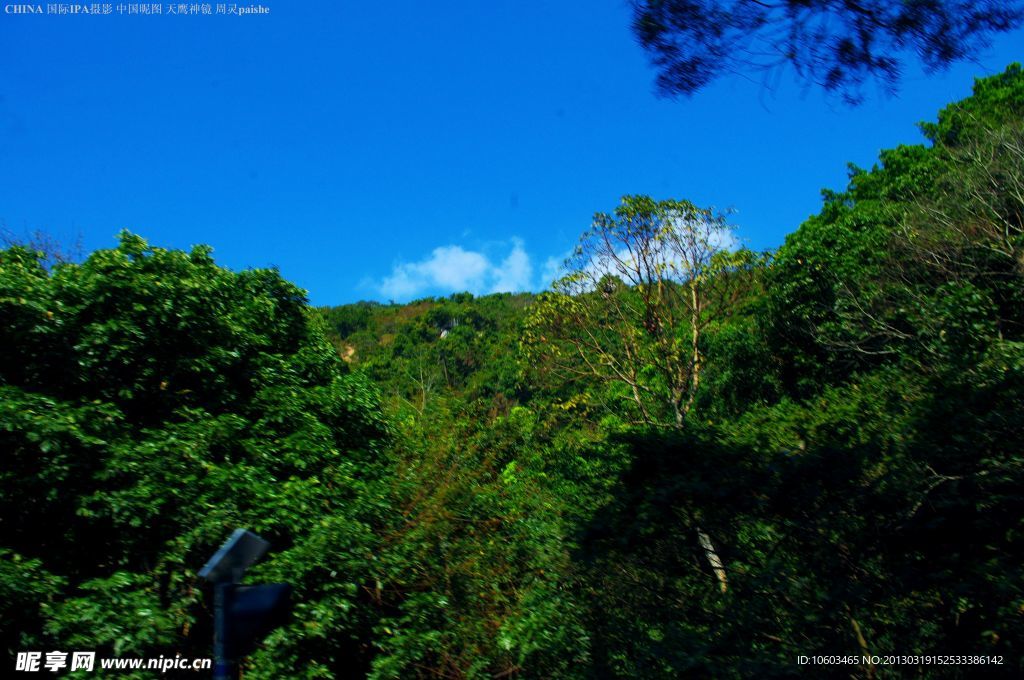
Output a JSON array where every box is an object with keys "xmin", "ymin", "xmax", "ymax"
[
  {"xmin": 698, "ymin": 529, "xmax": 727, "ymax": 593},
  {"xmin": 684, "ymin": 282, "xmax": 702, "ymax": 416}
]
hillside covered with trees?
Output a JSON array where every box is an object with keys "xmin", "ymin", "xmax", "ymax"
[{"xmin": 2, "ymin": 67, "xmax": 1023, "ymax": 678}]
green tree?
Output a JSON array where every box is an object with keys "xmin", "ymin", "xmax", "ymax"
[
  {"xmin": 525, "ymin": 195, "xmax": 758, "ymax": 428},
  {"xmin": 0, "ymin": 233, "xmax": 392, "ymax": 678}
]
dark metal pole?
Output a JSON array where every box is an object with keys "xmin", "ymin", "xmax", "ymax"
[
  {"xmin": 213, "ymin": 582, "xmax": 237, "ymax": 680},
  {"xmin": 199, "ymin": 529, "xmax": 273, "ymax": 679}
]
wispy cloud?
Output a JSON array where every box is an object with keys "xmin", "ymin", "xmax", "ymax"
[
  {"xmin": 375, "ymin": 239, "xmax": 535, "ymax": 301},
  {"xmin": 370, "ymin": 223, "xmax": 742, "ymax": 301},
  {"xmin": 539, "ymin": 221, "xmax": 742, "ymax": 292},
  {"xmin": 540, "ymin": 253, "xmax": 569, "ymax": 289},
  {"xmin": 491, "ymin": 239, "xmax": 533, "ymax": 293}
]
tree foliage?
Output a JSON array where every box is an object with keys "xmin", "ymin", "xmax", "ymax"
[
  {"xmin": 633, "ymin": 0, "xmax": 1024, "ymax": 102},
  {"xmin": 0, "ymin": 234, "xmax": 392, "ymax": 678},
  {"xmin": 524, "ymin": 195, "xmax": 759, "ymax": 427}
]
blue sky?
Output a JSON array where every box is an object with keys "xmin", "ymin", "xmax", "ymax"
[{"xmin": 2, "ymin": 2, "xmax": 1023, "ymax": 305}]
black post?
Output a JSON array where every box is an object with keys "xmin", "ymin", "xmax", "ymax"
[
  {"xmin": 213, "ymin": 582, "xmax": 237, "ymax": 680},
  {"xmin": 199, "ymin": 529, "xmax": 288, "ymax": 679}
]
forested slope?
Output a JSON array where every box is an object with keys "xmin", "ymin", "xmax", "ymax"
[
  {"xmin": 318, "ymin": 65, "xmax": 1024, "ymax": 678},
  {"xmin": 2, "ymin": 66, "xmax": 1022, "ymax": 678}
]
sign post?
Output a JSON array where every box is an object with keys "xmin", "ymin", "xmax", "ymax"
[{"xmin": 198, "ymin": 529, "xmax": 292, "ymax": 680}]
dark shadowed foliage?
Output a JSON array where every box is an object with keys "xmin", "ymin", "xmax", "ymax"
[{"xmin": 632, "ymin": 0, "xmax": 1023, "ymax": 102}]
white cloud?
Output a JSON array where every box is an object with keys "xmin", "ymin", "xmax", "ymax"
[
  {"xmin": 541, "ymin": 219, "xmax": 743, "ymax": 294},
  {"xmin": 706, "ymin": 224, "xmax": 740, "ymax": 252},
  {"xmin": 490, "ymin": 239, "xmax": 532, "ymax": 293},
  {"xmin": 540, "ymin": 253, "xmax": 569, "ymax": 289},
  {"xmin": 376, "ymin": 239, "xmax": 537, "ymax": 301},
  {"xmin": 369, "ymin": 221, "xmax": 742, "ymax": 301}
]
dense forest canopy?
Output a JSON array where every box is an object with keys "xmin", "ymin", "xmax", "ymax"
[{"xmin": 2, "ymin": 66, "xmax": 1023, "ymax": 678}]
